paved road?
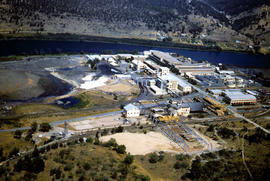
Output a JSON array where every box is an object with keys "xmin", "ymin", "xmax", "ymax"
[{"xmin": 177, "ymin": 76, "xmax": 270, "ymax": 134}]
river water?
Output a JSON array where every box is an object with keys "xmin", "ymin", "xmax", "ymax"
[{"xmin": 0, "ymin": 40, "xmax": 269, "ymax": 68}]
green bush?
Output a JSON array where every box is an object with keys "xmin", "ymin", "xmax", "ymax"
[
  {"xmin": 135, "ymin": 174, "xmax": 151, "ymax": 181},
  {"xmin": 174, "ymin": 161, "xmax": 189, "ymax": 169},
  {"xmin": 64, "ymin": 163, "xmax": 73, "ymax": 171},
  {"xmin": 124, "ymin": 154, "xmax": 134, "ymax": 165},
  {"xmin": 87, "ymin": 137, "xmax": 93, "ymax": 143},
  {"xmin": 115, "ymin": 126, "xmax": 124, "ymax": 133},
  {"xmin": 8, "ymin": 147, "xmax": 19, "ymax": 158},
  {"xmin": 217, "ymin": 127, "xmax": 236, "ymax": 139},
  {"xmin": 115, "ymin": 145, "xmax": 126, "ymax": 154},
  {"xmin": 39, "ymin": 123, "xmax": 52, "ymax": 132},
  {"xmin": 94, "ymin": 138, "xmax": 100, "ymax": 145},
  {"xmin": 83, "ymin": 163, "xmax": 91, "ymax": 170},
  {"xmin": 149, "ymin": 153, "xmax": 159, "ymax": 163},
  {"xmin": 51, "ymin": 143, "xmax": 58, "ymax": 149},
  {"xmin": 207, "ymin": 125, "xmax": 214, "ymax": 132},
  {"xmin": 103, "ymin": 138, "xmax": 117, "ymax": 147},
  {"xmin": 14, "ymin": 130, "xmax": 22, "ymax": 139},
  {"xmin": 31, "ymin": 122, "xmax": 38, "ymax": 133},
  {"xmin": 175, "ymin": 154, "xmax": 185, "ymax": 161},
  {"xmin": 174, "ymin": 161, "xmax": 182, "ymax": 169}
]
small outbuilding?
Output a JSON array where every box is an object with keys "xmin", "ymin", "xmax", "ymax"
[{"xmin": 123, "ymin": 104, "xmax": 140, "ymax": 117}]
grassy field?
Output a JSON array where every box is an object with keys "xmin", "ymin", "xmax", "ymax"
[
  {"xmin": 135, "ymin": 153, "xmax": 191, "ymax": 181},
  {"xmin": 0, "ymin": 105, "xmax": 120, "ymax": 130},
  {"xmin": 0, "ymin": 120, "xmax": 270, "ymax": 181},
  {"xmin": 14, "ymin": 104, "xmax": 64, "ymax": 115},
  {"xmin": 190, "ymin": 120, "xmax": 270, "ymax": 180},
  {"xmin": 0, "ymin": 89, "xmax": 127, "ymax": 129},
  {"xmin": 0, "ymin": 139, "xmax": 152, "ymax": 181},
  {"xmin": 73, "ymin": 90, "xmax": 118, "ymax": 109},
  {"xmin": 0, "ymin": 132, "xmax": 34, "ymax": 158}
]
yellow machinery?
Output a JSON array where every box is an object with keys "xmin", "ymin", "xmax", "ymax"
[
  {"xmin": 158, "ymin": 115, "xmax": 179, "ymax": 122},
  {"xmin": 204, "ymin": 97, "xmax": 227, "ymax": 116}
]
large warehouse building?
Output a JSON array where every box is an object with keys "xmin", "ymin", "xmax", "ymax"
[
  {"xmin": 223, "ymin": 89, "xmax": 257, "ymax": 105},
  {"xmin": 159, "ymin": 72, "xmax": 192, "ymax": 93},
  {"xmin": 149, "ymin": 50, "xmax": 182, "ymax": 66}
]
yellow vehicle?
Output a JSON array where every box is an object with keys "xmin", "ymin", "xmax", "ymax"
[{"xmin": 158, "ymin": 115, "xmax": 179, "ymax": 122}]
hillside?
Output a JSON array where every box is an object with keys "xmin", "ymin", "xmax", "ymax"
[{"xmin": 0, "ymin": 0, "xmax": 269, "ymax": 53}]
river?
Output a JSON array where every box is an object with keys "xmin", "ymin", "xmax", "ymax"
[{"xmin": 0, "ymin": 40, "xmax": 269, "ymax": 68}]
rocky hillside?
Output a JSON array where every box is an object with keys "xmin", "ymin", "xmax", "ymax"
[{"xmin": 0, "ymin": 0, "xmax": 269, "ymax": 53}]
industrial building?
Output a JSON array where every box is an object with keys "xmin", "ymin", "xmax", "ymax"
[
  {"xmin": 175, "ymin": 63, "xmax": 215, "ymax": 76},
  {"xmin": 222, "ymin": 75, "xmax": 245, "ymax": 88},
  {"xmin": 123, "ymin": 104, "xmax": 140, "ymax": 117},
  {"xmin": 132, "ymin": 59, "xmax": 145, "ymax": 72},
  {"xmin": 149, "ymin": 50, "xmax": 182, "ymax": 66},
  {"xmin": 149, "ymin": 85, "xmax": 164, "ymax": 95},
  {"xmin": 166, "ymin": 80, "xmax": 178, "ymax": 90},
  {"xmin": 168, "ymin": 101, "xmax": 205, "ymax": 117},
  {"xmin": 159, "ymin": 73, "xmax": 192, "ymax": 93},
  {"xmin": 223, "ymin": 89, "xmax": 257, "ymax": 105},
  {"xmin": 159, "ymin": 67, "xmax": 170, "ymax": 76},
  {"xmin": 209, "ymin": 89, "xmax": 223, "ymax": 96},
  {"xmin": 144, "ymin": 60, "xmax": 160, "ymax": 71}
]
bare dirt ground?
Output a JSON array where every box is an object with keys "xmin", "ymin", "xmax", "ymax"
[
  {"xmin": 69, "ymin": 114, "xmax": 124, "ymax": 131},
  {"xmin": 100, "ymin": 132, "xmax": 182, "ymax": 155},
  {"xmin": 96, "ymin": 79, "xmax": 138, "ymax": 95}
]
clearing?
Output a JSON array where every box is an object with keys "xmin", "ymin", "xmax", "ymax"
[{"xmin": 100, "ymin": 132, "xmax": 182, "ymax": 155}]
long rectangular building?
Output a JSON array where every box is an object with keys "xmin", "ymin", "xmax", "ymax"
[
  {"xmin": 223, "ymin": 89, "xmax": 256, "ymax": 105},
  {"xmin": 149, "ymin": 50, "xmax": 182, "ymax": 66},
  {"xmin": 175, "ymin": 63, "xmax": 215, "ymax": 76}
]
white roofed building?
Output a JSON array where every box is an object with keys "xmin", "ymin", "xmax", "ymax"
[
  {"xmin": 159, "ymin": 67, "xmax": 169, "ymax": 76},
  {"xmin": 223, "ymin": 89, "xmax": 256, "ymax": 105},
  {"xmin": 123, "ymin": 104, "xmax": 140, "ymax": 117},
  {"xmin": 159, "ymin": 72, "xmax": 192, "ymax": 93}
]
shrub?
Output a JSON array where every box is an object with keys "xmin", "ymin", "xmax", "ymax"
[
  {"xmin": 79, "ymin": 175, "xmax": 85, "ymax": 181},
  {"xmin": 79, "ymin": 137, "xmax": 83, "ymax": 143},
  {"xmin": 217, "ymin": 127, "xmax": 235, "ymax": 139},
  {"xmin": 8, "ymin": 147, "xmax": 19, "ymax": 158},
  {"xmin": 59, "ymin": 149, "xmax": 71, "ymax": 159},
  {"xmin": 51, "ymin": 143, "xmax": 58, "ymax": 149},
  {"xmin": 158, "ymin": 151, "xmax": 165, "ymax": 161},
  {"xmin": 174, "ymin": 161, "xmax": 189, "ymax": 169},
  {"xmin": 176, "ymin": 154, "xmax": 185, "ymax": 161},
  {"xmin": 31, "ymin": 122, "xmax": 38, "ymax": 133},
  {"xmin": 39, "ymin": 123, "xmax": 52, "ymax": 132},
  {"xmin": 135, "ymin": 175, "xmax": 150, "ymax": 181},
  {"xmin": 115, "ymin": 126, "xmax": 124, "ymax": 133},
  {"xmin": 64, "ymin": 163, "xmax": 73, "ymax": 171},
  {"xmin": 174, "ymin": 161, "xmax": 182, "ymax": 169},
  {"xmin": 103, "ymin": 138, "xmax": 117, "ymax": 147},
  {"xmin": 55, "ymin": 168, "xmax": 62, "ymax": 179},
  {"xmin": 101, "ymin": 129, "xmax": 109, "ymax": 136},
  {"xmin": 94, "ymin": 138, "xmax": 100, "ymax": 145},
  {"xmin": 149, "ymin": 153, "xmax": 159, "ymax": 163},
  {"xmin": 207, "ymin": 125, "xmax": 214, "ymax": 132},
  {"xmin": 87, "ymin": 137, "xmax": 93, "ymax": 143},
  {"xmin": 124, "ymin": 154, "xmax": 134, "ymax": 165},
  {"xmin": 14, "ymin": 130, "xmax": 22, "ymax": 139},
  {"xmin": 0, "ymin": 146, "xmax": 5, "ymax": 161},
  {"xmin": 115, "ymin": 145, "xmax": 126, "ymax": 154},
  {"xmin": 14, "ymin": 155, "xmax": 45, "ymax": 174},
  {"xmin": 83, "ymin": 163, "xmax": 91, "ymax": 170}
]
